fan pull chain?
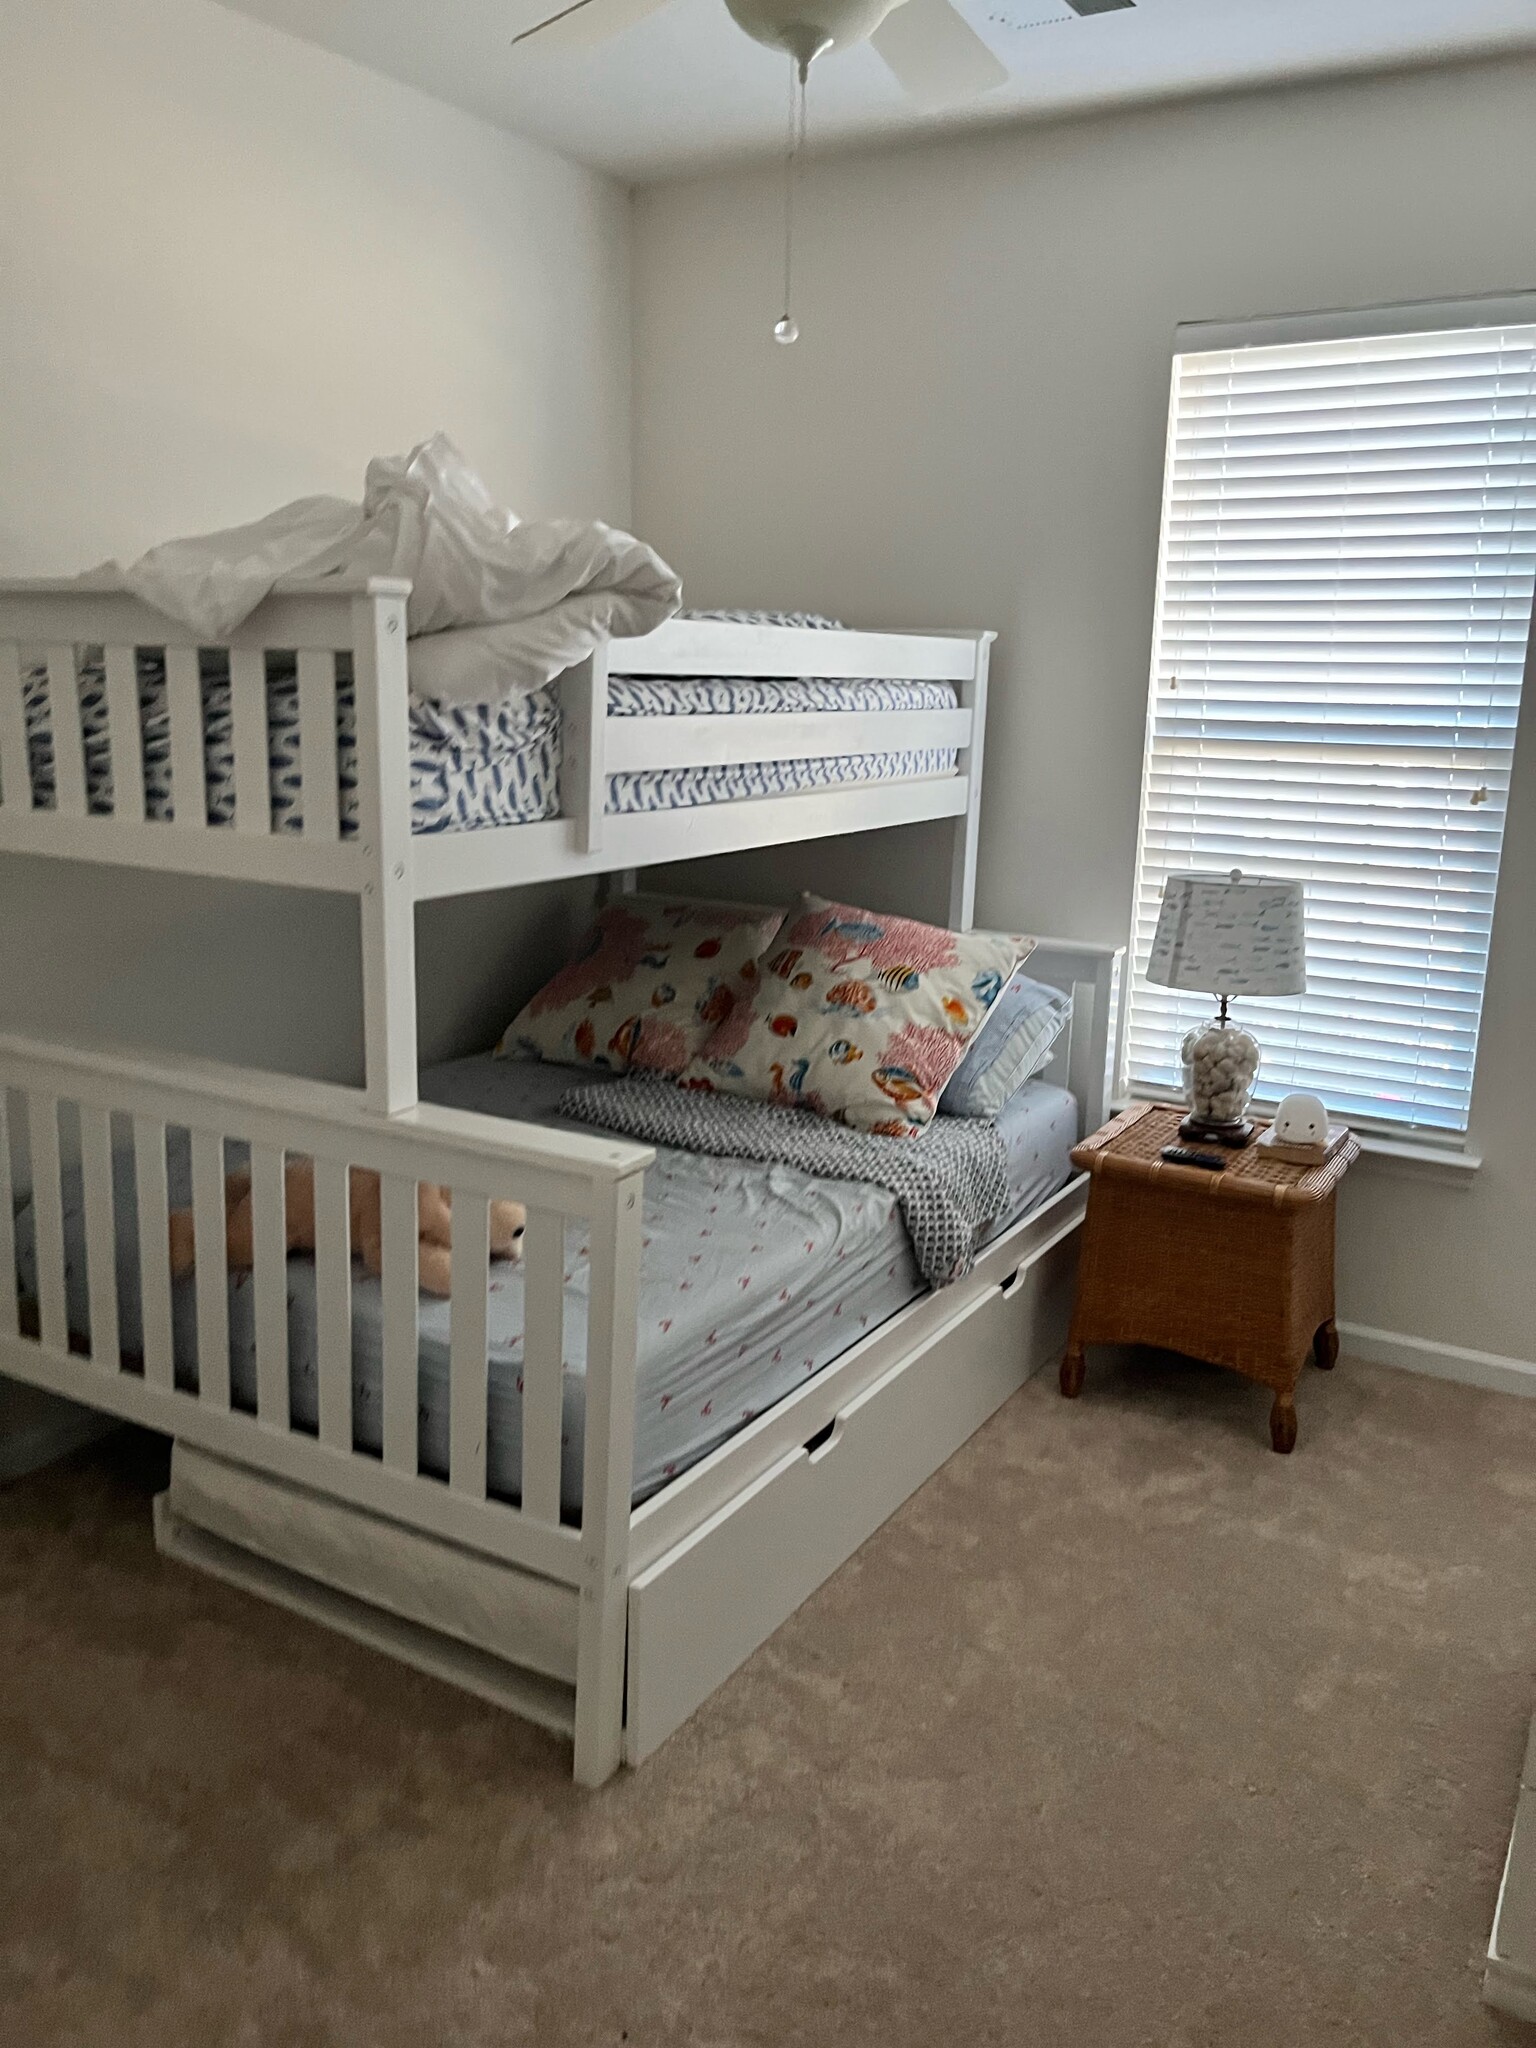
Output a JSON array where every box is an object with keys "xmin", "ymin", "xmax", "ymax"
[{"xmin": 774, "ymin": 56, "xmax": 809, "ymax": 344}]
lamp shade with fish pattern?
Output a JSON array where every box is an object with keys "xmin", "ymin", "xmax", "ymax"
[{"xmin": 1147, "ymin": 870, "xmax": 1306, "ymax": 999}]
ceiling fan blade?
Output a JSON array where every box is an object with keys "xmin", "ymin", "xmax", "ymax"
[
  {"xmin": 871, "ymin": 0, "xmax": 1009, "ymax": 109},
  {"xmin": 1064, "ymin": 0, "xmax": 1136, "ymax": 14},
  {"xmin": 512, "ymin": 0, "xmax": 671, "ymax": 52}
]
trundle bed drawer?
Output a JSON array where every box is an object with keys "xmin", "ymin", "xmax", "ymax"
[{"xmin": 623, "ymin": 1235, "xmax": 1076, "ymax": 1764}]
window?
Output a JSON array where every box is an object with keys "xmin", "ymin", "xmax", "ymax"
[{"xmin": 1125, "ymin": 298, "xmax": 1536, "ymax": 1137}]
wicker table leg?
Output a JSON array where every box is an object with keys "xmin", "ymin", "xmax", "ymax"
[
  {"xmin": 1060, "ymin": 1343, "xmax": 1086, "ymax": 1399},
  {"xmin": 1313, "ymin": 1318, "xmax": 1339, "ymax": 1370},
  {"xmin": 1269, "ymin": 1389, "xmax": 1298, "ymax": 1455}
]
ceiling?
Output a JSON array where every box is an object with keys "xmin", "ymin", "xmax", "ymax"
[{"xmin": 217, "ymin": 0, "xmax": 1536, "ymax": 180}]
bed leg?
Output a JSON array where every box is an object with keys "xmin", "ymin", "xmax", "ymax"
[
  {"xmin": 1060, "ymin": 1343, "xmax": 1086, "ymax": 1398},
  {"xmin": 573, "ymin": 1578, "xmax": 628, "ymax": 1787}
]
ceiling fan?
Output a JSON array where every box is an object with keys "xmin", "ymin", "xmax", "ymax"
[
  {"xmin": 513, "ymin": 0, "xmax": 1136, "ymax": 114},
  {"xmin": 513, "ymin": 0, "xmax": 1136, "ymax": 342}
]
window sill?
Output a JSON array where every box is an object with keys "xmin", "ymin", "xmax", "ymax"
[
  {"xmin": 1113, "ymin": 1095, "xmax": 1482, "ymax": 1185},
  {"xmin": 1351, "ymin": 1131, "xmax": 1482, "ymax": 1185}
]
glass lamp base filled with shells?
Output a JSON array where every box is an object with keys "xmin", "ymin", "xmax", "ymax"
[{"xmin": 1179, "ymin": 1009, "xmax": 1262, "ymax": 1148}]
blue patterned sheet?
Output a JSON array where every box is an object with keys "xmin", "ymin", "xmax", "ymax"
[
  {"xmin": 12, "ymin": 1061, "xmax": 1076, "ymax": 1513},
  {"xmin": 20, "ymin": 655, "xmax": 958, "ymax": 840},
  {"xmin": 607, "ymin": 674, "xmax": 959, "ymax": 814},
  {"xmin": 22, "ymin": 649, "xmax": 560, "ymax": 837}
]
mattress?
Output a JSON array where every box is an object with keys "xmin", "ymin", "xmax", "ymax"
[
  {"xmin": 14, "ymin": 1061, "xmax": 1076, "ymax": 1510},
  {"xmin": 21, "ymin": 656, "xmax": 959, "ymax": 839},
  {"xmin": 22, "ymin": 649, "xmax": 559, "ymax": 838}
]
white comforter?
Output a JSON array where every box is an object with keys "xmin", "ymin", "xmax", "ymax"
[{"xmin": 99, "ymin": 434, "xmax": 681, "ymax": 707}]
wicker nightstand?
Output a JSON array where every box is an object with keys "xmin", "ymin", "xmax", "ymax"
[{"xmin": 1061, "ymin": 1101, "xmax": 1360, "ymax": 1453}]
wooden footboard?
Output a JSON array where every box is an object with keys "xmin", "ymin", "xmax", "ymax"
[{"xmin": 0, "ymin": 1029, "xmax": 650, "ymax": 1784}]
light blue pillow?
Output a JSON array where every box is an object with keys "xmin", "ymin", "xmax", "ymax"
[{"xmin": 939, "ymin": 968, "xmax": 1072, "ymax": 1118}]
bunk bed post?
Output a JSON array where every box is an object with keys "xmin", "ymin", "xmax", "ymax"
[
  {"xmin": 351, "ymin": 588, "xmax": 418, "ymax": 1115},
  {"xmin": 560, "ymin": 645, "xmax": 610, "ymax": 858},
  {"xmin": 947, "ymin": 633, "xmax": 993, "ymax": 932},
  {"xmin": 572, "ymin": 1169, "xmax": 644, "ymax": 1787},
  {"xmin": 1029, "ymin": 939, "xmax": 1124, "ymax": 1139}
]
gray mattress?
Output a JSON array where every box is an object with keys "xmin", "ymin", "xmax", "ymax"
[{"xmin": 15, "ymin": 1058, "xmax": 1078, "ymax": 1510}]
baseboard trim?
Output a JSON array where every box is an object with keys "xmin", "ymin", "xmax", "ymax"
[{"xmin": 1339, "ymin": 1323, "xmax": 1536, "ymax": 1399}]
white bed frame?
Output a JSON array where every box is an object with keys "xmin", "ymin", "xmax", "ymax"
[
  {"xmin": 0, "ymin": 577, "xmax": 993, "ymax": 1112},
  {"xmin": 0, "ymin": 577, "xmax": 1122, "ymax": 1783}
]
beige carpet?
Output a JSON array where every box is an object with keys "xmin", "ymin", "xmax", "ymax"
[{"xmin": 4, "ymin": 1352, "xmax": 1536, "ymax": 2047}]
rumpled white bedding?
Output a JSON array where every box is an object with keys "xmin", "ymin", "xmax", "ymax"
[{"xmin": 94, "ymin": 434, "xmax": 682, "ymax": 707}]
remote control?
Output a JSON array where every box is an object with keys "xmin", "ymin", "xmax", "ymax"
[{"xmin": 1160, "ymin": 1145, "xmax": 1228, "ymax": 1171}]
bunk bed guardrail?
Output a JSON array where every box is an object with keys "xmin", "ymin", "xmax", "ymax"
[
  {"xmin": 0, "ymin": 578, "xmax": 993, "ymax": 1114},
  {"xmin": 0, "ymin": 1027, "xmax": 652, "ymax": 1785}
]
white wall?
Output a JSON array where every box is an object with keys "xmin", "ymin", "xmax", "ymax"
[
  {"xmin": 0, "ymin": 0, "xmax": 629, "ymax": 1077},
  {"xmin": 632, "ymin": 57, "xmax": 1536, "ymax": 1365}
]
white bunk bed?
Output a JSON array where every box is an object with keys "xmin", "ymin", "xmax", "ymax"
[
  {"xmin": 0, "ymin": 577, "xmax": 993, "ymax": 1113},
  {"xmin": 0, "ymin": 575, "xmax": 1121, "ymax": 1784}
]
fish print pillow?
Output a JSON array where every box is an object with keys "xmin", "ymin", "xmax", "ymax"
[
  {"xmin": 498, "ymin": 895, "xmax": 786, "ymax": 1074},
  {"xmin": 681, "ymin": 894, "xmax": 1032, "ymax": 1135}
]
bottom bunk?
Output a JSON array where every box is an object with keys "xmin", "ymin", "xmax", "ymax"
[
  {"xmin": 11, "ymin": 1053, "xmax": 1076, "ymax": 1513},
  {"xmin": 0, "ymin": 937, "xmax": 1116, "ymax": 1780},
  {"xmin": 152, "ymin": 1172, "xmax": 1085, "ymax": 1767}
]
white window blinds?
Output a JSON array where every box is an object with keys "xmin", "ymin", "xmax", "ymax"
[{"xmin": 1126, "ymin": 309, "xmax": 1536, "ymax": 1135}]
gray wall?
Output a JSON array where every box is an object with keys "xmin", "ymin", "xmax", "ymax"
[
  {"xmin": 632, "ymin": 57, "xmax": 1536, "ymax": 1363},
  {"xmin": 0, "ymin": 858, "xmax": 596, "ymax": 1082},
  {"xmin": 0, "ymin": 0, "xmax": 630, "ymax": 1078}
]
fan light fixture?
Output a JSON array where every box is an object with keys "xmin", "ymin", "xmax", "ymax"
[
  {"xmin": 513, "ymin": 0, "xmax": 1137, "ymax": 339},
  {"xmin": 725, "ymin": 0, "xmax": 896, "ymax": 63}
]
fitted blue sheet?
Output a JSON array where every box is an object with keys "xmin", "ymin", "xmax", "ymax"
[{"xmin": 14, "ymin": 1059, "xmax": 1076, "ymax": 1510}]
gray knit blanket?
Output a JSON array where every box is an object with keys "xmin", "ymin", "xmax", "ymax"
[{"xmin": 556, "ymin": 1079, "xmax": 1008, "ymax": 1287}]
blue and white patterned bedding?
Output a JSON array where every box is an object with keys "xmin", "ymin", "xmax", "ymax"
[
  {"xmin": 606, "ymin": 674, "xmax": 959, "ymax": 815},
  {"xmin": 20, "ymin": 643, "xmax": 959, "ymax": 839},
  {"xmin": 12, "ymin": 1059, "xmax": 1077, "ymax": 1512},
  {"xmin": 21, "ymin": 649, "xmax": 561, "ymax": 837}
]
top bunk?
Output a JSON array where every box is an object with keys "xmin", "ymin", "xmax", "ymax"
[{"xmin": 0, "ymin": 575, "xmax": 991, "ymax": 917}]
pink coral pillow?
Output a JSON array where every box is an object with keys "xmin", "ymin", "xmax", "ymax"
[
  {"xmin": 498, "ymin": 895, "xmax": 785, "ymax": 1074},
  {"xmin": 681, "ymin": 894, "xmax": 1033, "ymax": 1135}
]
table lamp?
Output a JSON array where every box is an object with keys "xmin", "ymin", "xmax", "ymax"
[{"xmin": 1146, "ymin": 869, "xmax": 1306, "ymax": 1146}]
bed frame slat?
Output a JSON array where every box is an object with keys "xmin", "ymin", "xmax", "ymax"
[
  {"xmin": 45, "ymin": 646, "xmax": 88, "ymax": 818},
  {"xmin": 448, "ymin": 1192, "xmax": 490, "ymax": 1498},
  {"xmin": 0, "ymin": 644, "xmax": 32, "ymax": 814},
  {"xmin": 229, "ymin": 647, "xmax": 269, "ymax": 835},
  {"xmin": 0, "ymin": 1091, "xmax": 18, "ymax": 1337},
  {"xmin": 80, "ymin": 1105, "xmax": 120, "ymax": 1371},
  {"xmin": 189, "ymin": 1130, "xmax": 230, "ymax": 1409},
  {"xmin": 29, "ymin": 1095, "xmax": 69, "ymax": 1354},
  {"xmin": 313, "ymin": 1157, "xmax": 352, "ymax": 1450},
  {"xmin": 102, "ymin": 645, "xmax": 145, "ymax": 822},
  {"xmin": 604, "ymin": 704, "xmax": 973, "ymax": 776},
  {"xmin": 250, "ymin": 1143, "xmax": 289, "ymax": 1424},
  {"xmin": 164, "ymin": 645, "xmax": 206, "ymax": 830},
  {"xmin": 297, "ymin": 649, "xmax": 340, "ymax": 841},
  {"xmin": 380, "ymin": 1174, "xmax": 419, "ymax": 1474},
  {"xmin": 521, "ymin": 1210, "xmax": 565, "ymax": 1527},
  {"xmin": 133, "ymin": 1115, "xmax": 175, "ymax": 1389}
]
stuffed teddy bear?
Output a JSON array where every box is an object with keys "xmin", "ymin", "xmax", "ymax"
[{"xmin": 167, "ymin": 1159, "xmax": 526, "ymax": 1298}]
